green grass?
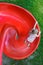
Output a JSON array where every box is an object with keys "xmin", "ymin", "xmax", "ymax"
[{"xmin": 0, "ymin": 0, "xmax": 43, "ymax": 65}]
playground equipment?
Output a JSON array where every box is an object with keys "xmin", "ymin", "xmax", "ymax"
[{"xmin": 0, "ymin": 3, "xmax": 41, "ymax": 65}]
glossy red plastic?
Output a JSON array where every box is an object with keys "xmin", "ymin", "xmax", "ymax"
[{"xmin": 0, "ymin": 3, "xmax": 40, "ymax": 64}]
